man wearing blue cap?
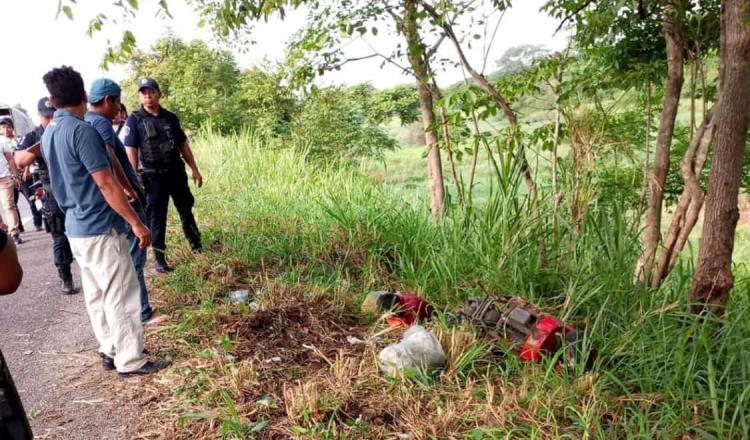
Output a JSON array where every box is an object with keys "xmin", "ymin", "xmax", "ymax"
[
  {"xmin": 41, "ymin": 66, "xmax": 167, "ymax": 377},
  {"xmin": 15, "ymin": 97, "xmax": 78, "ymax": 294},
  {"xmin": 123, "ymin": 77, "xmax": 203, "ymax": 273},
  {"xmin": 85, "ymin": 78, "xmax": 163, "ymax": 326}
]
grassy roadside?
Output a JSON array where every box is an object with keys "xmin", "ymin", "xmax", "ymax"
[{"xmin": 133, "ymin": 131, "xmax": 750, "ymax": 439}]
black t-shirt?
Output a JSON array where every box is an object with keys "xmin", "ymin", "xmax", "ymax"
[
  {"xmin": 18, "ymin": 126, "xmax": 49, "ymax": 184},
  {"xmin": 122, "ymin": 106, "xmax": 187, "ymax": 170},
  {"xmin": 0, "ymin": 229, "xmax": 6, "ymax": 251}
]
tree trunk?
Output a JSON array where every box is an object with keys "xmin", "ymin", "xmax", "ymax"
[
  {"xmin": 650, "ymin": 108, "xmax": 715, "ymax": 288},
  {"xmin": 690, "ymin": 0, "xmax": 750, "ymax": 315},
  {"xmin": 635, "ymin": 0, "xmax": 685, "ymax": 284},
  {"xmin": 404, "ymin": 0, "xmax": 445, "ymax": 216}
]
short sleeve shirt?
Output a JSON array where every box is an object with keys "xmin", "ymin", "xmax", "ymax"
[
  {"xmin": 122, "ymin": 106, "xmax": 187, "ymax": 170},
  {"xmin": 18, "ymin": 126, "xmax": 49, "ymax": 182},
  {"xmin": 0, "ymin": 141, "xmax": 11, "ymax": 178},
  {"xmin": 84, "ymin": 111, "xmax": 144, "ymax": 201},
  {"xmin": 19, "ymin": 126, "xmax": 43, "ymax": 150},
  {"xmin": 41, "ymin": 109, "xmax": 128, "ymax": 237}
]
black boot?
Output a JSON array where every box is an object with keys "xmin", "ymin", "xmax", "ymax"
[
  {"xmin": 154, "ymin": 253, "xmax": 173, "ymax": 274},
  {"xmin": 57, "ymin": 265, "xmax": 77, "ymax": 295}
]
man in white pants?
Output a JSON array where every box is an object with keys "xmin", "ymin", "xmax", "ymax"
[{"xmin": 41, "ymin": 65, "xmax": 168, "ymax": 377}]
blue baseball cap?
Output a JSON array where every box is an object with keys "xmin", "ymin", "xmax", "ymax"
[
  {"xmin": 37, "ymin": 97, "xmax": 55, "ymax": 118},
  {"xmin": 88, "ymin": 78, "xmax": 122, "ymax": 104},
  {"xmin": 138, "ymin": 77, "xmax": 160, "ymax": 93}
]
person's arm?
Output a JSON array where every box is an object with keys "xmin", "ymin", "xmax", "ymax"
[
  {"xmin": 89, "ymin": 169, "xmax": 151, "ymax": 249},
  {"xmin": 122, "ymin": 116, "xmax": 140, "ymax": 176},
  {"xmin": 180, "ymin": 142, "xmax": 203, "ymax": 187},
  {"xmin": 125, "ymin": 146, "xmax": 139, "ymax": 175},
  {"xmin": 104, "ymin": 144, "xmax": 139, "ymax": 203},
  {"xmin": 0, "ymin": 231, "xmax": 23, "ymax": 295},
  {"xmin": 14, "ymin": 144, "xmax": 40, "ymax": 169}
]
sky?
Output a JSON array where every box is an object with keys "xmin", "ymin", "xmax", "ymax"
[{"xmin": 2, "ymin": 0, "xmax": 568, "ymax": 124}]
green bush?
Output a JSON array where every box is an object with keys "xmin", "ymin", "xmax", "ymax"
[{"xmin": 123, "ymin": 37, "xmax": 245, "ymax": 133}]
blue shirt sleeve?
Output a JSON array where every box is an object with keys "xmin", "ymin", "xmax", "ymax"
[
  {"xmin": 88, "ymin": 115, "xmax": 116, "ymax": 146},
  {"xmin": 75, "ymin": 125, "xmax": 111, "ymax": 174},
  {"xmin": 123, "ymin": 115, "xmax": 140, "ymax": 148}
]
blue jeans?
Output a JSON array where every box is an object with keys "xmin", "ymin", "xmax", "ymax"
[{"xmin": 127, "ymin": 202, "xmax": 153, "ymax": 322}]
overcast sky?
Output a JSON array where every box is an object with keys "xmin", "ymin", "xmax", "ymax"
[{"xmin": 2, "ymin": 0, "xmax": 567, "ymax": 123}]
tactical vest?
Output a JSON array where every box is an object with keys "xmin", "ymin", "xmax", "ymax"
[{"xmin": 133, "ymin": 110, "xmax": 180, "ymax": 173}]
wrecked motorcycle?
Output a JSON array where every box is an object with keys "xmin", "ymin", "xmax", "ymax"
[{"xmin": 458, "ymin": 296, "xmax": 596, "ymax": 371}]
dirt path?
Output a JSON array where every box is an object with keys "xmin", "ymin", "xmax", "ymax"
[{"xmin": 0, "ymin": 225, "xmax": 141, "ymax": 439}]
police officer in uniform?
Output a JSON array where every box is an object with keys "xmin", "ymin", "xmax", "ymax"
[
  {"xmin": 15, "ymin": 98, "xmax": 77, "ymax": 294},
  {"xmin": 123, "ymin": 78, "xmax": 203, "ymax": 273}
]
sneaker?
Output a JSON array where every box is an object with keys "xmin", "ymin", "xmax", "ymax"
[
  {"xmin": 117, "ymin": 360, "xmax": 170, "ymax": 378},
  {"xmin": 99, "ymin": 352, "xmax": 115, "ymax": 371},
  {"xmin": 143, "ymin": 315, "xmax": 169, "ymax": 327},
  {"xmin": 12, "ymin": 235, "xmax": 22, "ymax": 245},
  {"xmin": 101, "ymin": 351, "xmax": 152, "ymax": 371},
  {"xmin": 35, "ymin": 225, "xmax": 43, "ymax": 232}
]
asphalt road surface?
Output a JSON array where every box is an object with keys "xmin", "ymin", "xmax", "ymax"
[{"xmin": 0, "ymin": 200, "xmax": 139, "ymax": 439}]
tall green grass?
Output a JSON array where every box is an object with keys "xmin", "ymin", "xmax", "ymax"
[{"xmin": 176, "ymin": 128, "xmax": 750, "ymax": 437}]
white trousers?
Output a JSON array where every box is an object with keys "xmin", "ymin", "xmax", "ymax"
[{"xmin": 69, "ymin": 231, "xmax": 147, "ymax": 372}]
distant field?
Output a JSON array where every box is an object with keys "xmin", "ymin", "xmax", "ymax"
[{"xmin": 367, "ymin": 114, "xmax": 749, "ymax": 276}]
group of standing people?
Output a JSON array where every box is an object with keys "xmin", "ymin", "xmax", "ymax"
[{"xmin": 6, "ymin": 65, "xmax": 204, "ymax": 377}]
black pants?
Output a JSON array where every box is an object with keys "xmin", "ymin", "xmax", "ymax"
[
  {"xmin": 42, "ymin": 195, "xmax": 73, "ymax": 267},
  {"xmin": 14, "ymin": 183, "xmax": 42, "ymax": 228},
  {"xmin": 143, "ymin": 168, "xmax": 201, "ymax": 260}
]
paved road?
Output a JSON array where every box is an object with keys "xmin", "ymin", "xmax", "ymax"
[{"xmin": 0, "ymin": 201, "xmax": 138, "ymax": 439}]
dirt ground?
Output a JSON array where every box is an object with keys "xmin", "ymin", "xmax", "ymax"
[{"xmin": 0, "ymin": 227, "xmax": 148, "ymax": 439}]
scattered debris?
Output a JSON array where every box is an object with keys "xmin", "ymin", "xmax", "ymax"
[
  {"xmin": 363, "ymin": 291, "xmax": 434, "ymax": 327},
  {"xmin": 263, "ymin": 356, "xmax": 282, "ymax": 364},
  {"xmin": 256, "ymin": 395, "xmax": 273, "ymax": 408},
  {"xmin": 346, "ymin": 335, "xmax": 366, "ymax": 345},
  {"xmin": 458, "ymin": 296, "xmax": 595, "ymax": 370},
  {"xmin": 379, "ymin": 325, "xmax": 446, "ymax": 375},
  {"xmin": 228, "ymin": 289, "xmax": 251, "ymax": 304}
]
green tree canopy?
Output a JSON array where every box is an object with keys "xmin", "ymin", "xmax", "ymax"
[{"xmin": 123, "ymin": 37, "xmax": 244, "ymax": 133}]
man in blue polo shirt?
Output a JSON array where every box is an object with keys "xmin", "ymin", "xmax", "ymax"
[
  {"xmin": 41, "ymin": 66, "xmax": 167, "ymax": 377},
  {"xmin": 84, "ymin": 78, "xmax": 165, "ymax": 326}
]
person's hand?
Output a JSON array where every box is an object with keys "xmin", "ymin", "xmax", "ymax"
[
  {"xmin": 132, "ymin": 223, "xmax": 151, "ymax": 250},
  {"xmin": 191, "ymin": 169, "xmax": 203, "ymax": 188},
  {"xmin": 125, "ymin": 187, "xmax": 140, "ymax": 205}
]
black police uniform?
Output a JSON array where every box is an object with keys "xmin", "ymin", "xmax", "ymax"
[
  {"xmin": 123, "ymin": 106, "xmax": 201, "ymax": 264},
  {"xmin": 18, "ymin": 127, "xmax": 75, "ymax": 283}
]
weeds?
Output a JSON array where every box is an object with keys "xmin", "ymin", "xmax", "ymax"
[{"xmin": 132, "ymin": 129, "xmax": 750, "ymax": 438}]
